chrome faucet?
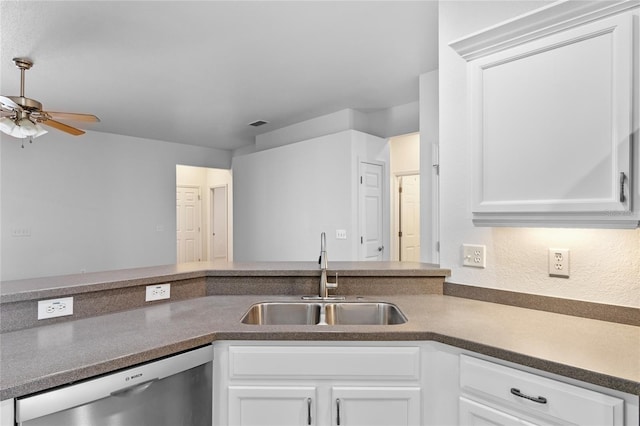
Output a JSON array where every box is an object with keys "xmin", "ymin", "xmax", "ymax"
[{"xmin": 318, "ymin": 232, "xmax": 338, "ymax": 299}]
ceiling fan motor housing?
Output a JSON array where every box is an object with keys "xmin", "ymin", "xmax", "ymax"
[{"xmin": 8, "ymin": 96, "xmax": 42, "ymax": 112}]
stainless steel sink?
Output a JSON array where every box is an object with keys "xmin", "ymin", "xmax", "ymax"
[
  {"xmin": 240, "ymin": 302, "xmax": 321, "ymax": 325},
  {"xmin": 240, "ymin": 301, "xmax": 407, "ymax": 325},
  {"xmin": 325, "ymin": 302, "xmax": 407, "ymax": 325}
]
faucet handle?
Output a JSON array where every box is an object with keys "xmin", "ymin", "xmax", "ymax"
[{"xmin": 326, "ymin": 272, "xmax": 338, "ymax": 289}]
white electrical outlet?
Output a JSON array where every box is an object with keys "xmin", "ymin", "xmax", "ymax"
[
  {"xmin": 145, "ymin": 283, "xmax": 171, "ymax": 301},
  {"xmin": 549, "ymin": 248, "xmax": 570, "ymax": 278},
  {"xmin": 38, "ymin": 297, "xmax": 74, "ymax": 320},
  {"xmin": 463, "ymin": 244, "xmax": 486, "ymax": 268}
]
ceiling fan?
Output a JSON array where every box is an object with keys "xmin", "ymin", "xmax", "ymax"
[{"xmin": 0, "ymin": 57, "xmax": 100, "ymax": 146}]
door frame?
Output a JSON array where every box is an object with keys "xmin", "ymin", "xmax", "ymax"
[{"xmin": 209, "ymin": 184, "xmax": 228, "ymax": 262}]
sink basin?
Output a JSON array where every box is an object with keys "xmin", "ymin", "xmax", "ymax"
[
  {"xmin": 325, "ymin": 302, "xmax": 407, "ymax": 325},
  {"xmin": 240, "ymin": 301, "xmax": 407, "ymax": 325},
  {"xmin": 240, "ymin": 302, "xmax": 321, "ymax": 325}
]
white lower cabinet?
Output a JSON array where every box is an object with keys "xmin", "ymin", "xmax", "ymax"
[
  {"xmin": 459, "ymin": 355, "xmax": 626, "ymax": 426},
  {"xmin": 331, "ymin": 386, "xmax": 421, "ymax": 426},
  {"xmin": 228, "ymin": 386, "xmax": 316, "ymax": 426},
  {"xmin": 214, "ymin": 341, "xmax": 638, "ymax": 426},
  {"xmin": 459, "ymin": 397, "xmax": 539, "ymax": 426},
  {"xmin": 226, "ymin": 385, "xmax": 421, "ymax": 426},
  {"xmin": 0, "ymin": 399, "xmax": 13, "ymax": 426},
  {"xmin": 214, "ymin": 342, "xmax": 424, "ymax": 426}
]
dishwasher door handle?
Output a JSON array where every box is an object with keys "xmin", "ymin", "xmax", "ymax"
[{"xmin": 110, "ymin": 378, "xmax": 159, "ymax": 397}]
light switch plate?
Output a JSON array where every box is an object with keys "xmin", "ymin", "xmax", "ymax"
[{"xmin": 336, "ymin": 229, "xmax": 347, "ymax": 240}]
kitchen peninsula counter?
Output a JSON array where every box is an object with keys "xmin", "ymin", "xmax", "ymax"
[
  {"xmin": 0, "ymin": 261, "xmax": 450, "ymax": 303},
  {"xmin": 0, "ymin": 262, "xmax": 638, "ymax": 402}
]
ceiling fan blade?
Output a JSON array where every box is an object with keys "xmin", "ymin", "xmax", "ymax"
[
  {"xmin": 44, "ymin": 111, "xmax": 100, "ymax": 123},
  {"xmin": 42, "ymin": 119, "xmax": 85, "ymax": 136},
  {"xmin": 0, "ymin": 95, "xmax": 21, "ymax": 111}
]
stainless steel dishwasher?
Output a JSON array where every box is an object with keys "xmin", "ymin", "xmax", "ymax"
[{"xmin": 15, "ymin": 345, "xmax": 212, "ymax": 426}]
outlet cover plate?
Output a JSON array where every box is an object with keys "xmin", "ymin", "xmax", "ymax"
[
  {"xmin": 38, "ymin": 297, "xmax": 74, "ymax": 320},
  {"xmin": 463, "ymin": 244, "xmax": 486, "ymax": 268},
  {"xmin": 146, "ymin": 283, "xmax": 171, "ymax": 301},
  {"xmin": 549, "ymin": 248, "xmax": 570, "ymax": 278}
]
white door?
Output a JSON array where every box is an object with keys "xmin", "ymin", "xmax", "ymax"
[
  {"xmin": 176, "ymin": 186, "xmax": 201, "ymax": 263},
  {"xmin": 228, "ymin": 386, "xmax": 316, "ymax": 426},
  {"xmin": 359, "ymin": 162, "xmax": 384, "ymax": 261},
  {"xmin": 459, "ymin": 398, "xmax": 541, "ymax": 426},
  {"xmin": 331, "ymin": 386, "xmax": 421, "ymax": 426},
  {"xmin": 399, "ymin": 175, "xmax": 420, "ymax": 262},
  {"xmin": 211, "ymin": 185, "xmax": 228, "ymax": 262}
]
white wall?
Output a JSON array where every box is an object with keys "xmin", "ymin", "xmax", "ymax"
[
  {"xmin": 233, "ymin": 129, "xmax": 387, "ymax": 262},
  {"xmin": 250, "ymin": 106, "xmax": 419, "ymax": 155},
  {"xmin": 364, "ymin": 101, "xmax": 420, "ymax": 139},
  {"xmin": 419, "ymin": 69, "xmax": 439, "ymax": 264},
  {"xmin": 438, "ymin": 1, "xmax": 640, "ymax": 308},
  {"xmin": 390, "ymin": 133, "xmax": 420, "ymax": 174},
  {"xmin": 1, "ymin": 130, "xmax": 230, "ymax": 280},
  {"xmin": 255, "ymin": 109, "xmax": 356, "ymax": 152}
]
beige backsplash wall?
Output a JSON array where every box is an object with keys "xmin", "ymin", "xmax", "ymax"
[
  {"xmin": 438, "ymin": 1, "xmax": 640, "ymax": 308},
  {"xmin": 469, "ymin": 228, "xmax": 639, "ymax": 307}
]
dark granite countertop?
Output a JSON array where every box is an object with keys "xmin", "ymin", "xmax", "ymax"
[{"xmin": 1, "ymin": 293, "xmax": 639, "ymax": 400}]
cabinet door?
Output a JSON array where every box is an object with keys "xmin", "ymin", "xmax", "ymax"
[
  {"xmin": 459, "ymin": 397, "xmax": 543, "ymax": 426},
  {"xmin": 228, "ymin": 386, "xmax": 316, "ymax": 426},
  {"xmin": 331, "ymin": 386, "xmax": 421, "ymax": 426},
  {"xmin": 468, "ymin": 12, "xmax": 634, "ymax": 220}
]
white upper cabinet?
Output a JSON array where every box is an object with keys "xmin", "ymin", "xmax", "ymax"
[{"xmin": 450, "ymin": 1, "xmax": 639, "ymax": 228}]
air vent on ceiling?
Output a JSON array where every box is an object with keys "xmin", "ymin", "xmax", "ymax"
[{"xmin": 249, "ymin": 120, "xmax": 269, "ymax": 127}]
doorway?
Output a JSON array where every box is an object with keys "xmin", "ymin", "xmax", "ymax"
[
  {"xmin": 389, "ymin": 133, "xmax": 421, "ymax": 262},
  {"xmin": 176, "ymin": 165, "xmax": 233, "ymax": 264}
]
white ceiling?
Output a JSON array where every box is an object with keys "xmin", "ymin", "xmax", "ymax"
[{"xmin": 1, "ymin": 1, "xmax": 439, "ymax": 151}]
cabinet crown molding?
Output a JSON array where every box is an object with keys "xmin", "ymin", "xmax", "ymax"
[{"xmin": 449, "ymin": 0, "xmax": 639, "ymax": 61}]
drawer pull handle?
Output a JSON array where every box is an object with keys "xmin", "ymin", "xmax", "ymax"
[
  {"xmin": 307, "ymin": 398, "xmax": 312, "ymax": 425},
  {"xmin": 620, "ymin": 172, "xmax": 627, "ymax": 203},
  {"xmin": 510, "ymin": 388, "xmax": 547, "ymax": 404}
]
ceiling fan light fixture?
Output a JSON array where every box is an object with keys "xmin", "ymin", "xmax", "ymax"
[
  {"xmin": 17, "ymin": 117, "xmax": 38, "ymax": 136},
  {"xmin": 0, "ymin": 117, "xmax": 17, "ymax": 135},
  {"xmin": 33, "ymin": 123, "xmax": 48, "ymax": 138},
  {"xmin": 0, "ymin": 116, "xmax": 47, "ymax": 139}
]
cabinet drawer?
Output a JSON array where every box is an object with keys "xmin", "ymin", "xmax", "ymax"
[
  {"xmin": 460, "ymin": 355, "xmax": 624, "ymax": 425},
  {"xmin": 229, "ymin": 346, "xmax": 420, "ymax": 380}
]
